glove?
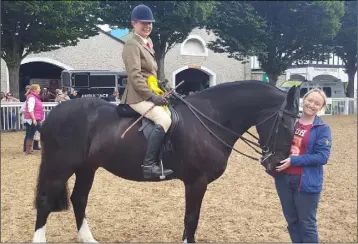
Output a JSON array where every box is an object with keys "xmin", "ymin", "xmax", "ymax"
[
  {"xmin": 149, "ymin": 94, "xmax": 168, "ymax": 106},
  {"xmin": 158, "ymin": 80, "xmax": 169, "ymax": 92}
]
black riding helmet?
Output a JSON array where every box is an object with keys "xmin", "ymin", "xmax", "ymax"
[{"xmin": 131, "ymin": 4, "xmax": 155, "ymax": 22}]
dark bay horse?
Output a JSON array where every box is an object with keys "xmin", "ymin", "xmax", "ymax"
[{"xmin": 32, "ymin": 80, "xmax": 300, "ymax": 243}]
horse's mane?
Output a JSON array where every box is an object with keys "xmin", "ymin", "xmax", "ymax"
[
  {"xmin": 198, "ymin": 80, "xmax": 284, "ymax": 96},
  {"xmin": 182, "ymin": 80, "xmax": 285, "ymax": 104}
]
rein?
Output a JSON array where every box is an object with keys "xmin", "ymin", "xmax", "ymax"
[{"xmin": 172, "ymin": 92, "xmax": 299, "ymax": 161}]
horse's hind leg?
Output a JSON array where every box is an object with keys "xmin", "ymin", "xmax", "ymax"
[
  {"xmin": 70, "ymin": 168, "xmax": 97, "ymax": 243},
  {"xmin": 182, "ymin": 175, "xmax": 208, "ymax": 243},
  {"xmin": 33, "ymin": 202, "xmax": 51, "ymax": 242},
  {"xmin": 33, "ymin": 170, "xmax": 72, "ymax": 242}
]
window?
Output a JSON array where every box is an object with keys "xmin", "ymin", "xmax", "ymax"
[
  {"xmin": 61, "ymin": 72, "xmax": 71, "ymax": 87},
  {"xmin": 118, "ymin": 77, "xmax": 127, "ymax": 87},
  {"xmin": 117, "ymin": 77, "xmax": 127, "ymax": 95},
  {"xmin": 180, "ymin": 35, "xmax": 208, "ymax": 57},
  {"xmin": 89, "ymin": 75, "xmax": 116, "ymax": 87},
  {"xmin": 300, "ymin": 88, "xmax": 308, "ymax": 98},
  {"xmin": 322, "ymin": 87, "xmax": 332, "ymax": 98},
  {"xmin": 73, "ymin": 74, "xmax": 89, "ymax": 87}
]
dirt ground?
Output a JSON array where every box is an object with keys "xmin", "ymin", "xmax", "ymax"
[{"xmin": 1, "ymin": 115, "xmax": 357, "ymax": 243}]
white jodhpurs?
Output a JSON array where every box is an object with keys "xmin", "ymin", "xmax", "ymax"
[{"xmin": 129, "ymin": 100, "xmax": 172, "ymax": 132}]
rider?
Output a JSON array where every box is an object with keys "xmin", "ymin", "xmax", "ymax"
[{"xmin": 121, "ymin": 4, "xmax": 174, "ymax": 179}]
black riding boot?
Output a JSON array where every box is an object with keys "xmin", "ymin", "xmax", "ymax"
[{"xmin": 142, "ymin": 124, "xmax": 174, "ymax": 179}]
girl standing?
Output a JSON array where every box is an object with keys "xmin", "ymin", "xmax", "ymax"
[{"xmin": 274, "ymin": 88, "xmax": 332, "ymax": 243}]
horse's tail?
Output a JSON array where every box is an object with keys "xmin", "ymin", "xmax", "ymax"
[{"xmin": 34, "ymin": 147, "xmax": 70, "ymax": 212}]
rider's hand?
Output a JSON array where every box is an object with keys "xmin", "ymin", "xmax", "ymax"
[{"xmin": 150, "ymin": 94, "xmax": 168, "ymax": 106}]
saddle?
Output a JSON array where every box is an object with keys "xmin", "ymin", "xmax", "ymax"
[{"xmin": 116, "ymin": 103, "xmax": 180, "ymax": 156}]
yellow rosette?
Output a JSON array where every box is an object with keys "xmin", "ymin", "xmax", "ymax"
[{"xmin": 147, "ymin": 75, "xmax": 168, "ymax": 111}]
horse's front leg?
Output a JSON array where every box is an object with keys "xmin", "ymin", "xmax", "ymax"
[{"xmin": 182, "ymin": 175, "xmax": 208, "ymax": 243}]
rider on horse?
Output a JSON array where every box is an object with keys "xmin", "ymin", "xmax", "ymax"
[{"xmin": 121, "ymin": 4, "xmax": 174, "ymax": 180}]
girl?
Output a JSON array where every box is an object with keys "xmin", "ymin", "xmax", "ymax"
[{"xmin": 274, "ymin": 88, "xmax": 332, "ymax": 243}]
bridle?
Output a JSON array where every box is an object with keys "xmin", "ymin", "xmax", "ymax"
[
  {"xmin": 171, "ymin": 92, "xmax": 300, "ymax": 162},
  {"xmin": 255, "ymin": 98, "xmax": 300, "ymax": 164}
]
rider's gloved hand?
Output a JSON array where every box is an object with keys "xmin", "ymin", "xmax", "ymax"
[{"xmin": 149, "ymin": 94, "xmax": 168, "ymax": 106}]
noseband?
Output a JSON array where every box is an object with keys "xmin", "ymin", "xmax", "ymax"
[
  {"xmin": 172, "ymin": 92, "xmax": 299, "ymax": 161},
  {"xmin": 255, "ymin": 99, "xmax": 300, "ymax": 164}
]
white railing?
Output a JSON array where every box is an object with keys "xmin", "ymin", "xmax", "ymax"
[
  {"xmin": 0, "ymin": 101, "xmax": 120, "ymax": 132},
  {"xmin": 1, "ymin": 98, "xmax": 356, "ymax": 131},
  {"xmin": 0, "ymin": 102, "xmax": 58, "ymax": 131}
]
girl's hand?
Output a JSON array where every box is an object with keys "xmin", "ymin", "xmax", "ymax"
[{"xmin": 276, "ymin": 158, "xmax": 291, "ymax": 172}]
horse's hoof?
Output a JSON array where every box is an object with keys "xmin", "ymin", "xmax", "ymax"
[
  {"xmin": 32, "ymin": 226, "xmax": 47, "ymax": 243},
  {"xmin": 78, "ymin": 237, "xmax": 98, "ymax": 243},
  {"xmin": 77, "ymin": 218, "xmax": 97, "ymax": 243},
  {"xmin": 183, "ymin": 239, "xmax": 187, "ymax": 243}
]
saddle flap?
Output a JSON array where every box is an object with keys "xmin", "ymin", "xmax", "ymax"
[
  {"xmin": 116, "ymin": 104, "xmax": 140, "ymax": 118},
  {"xmin": 138, "ymin": 118, "xmax": 151, "ymax": 132}
]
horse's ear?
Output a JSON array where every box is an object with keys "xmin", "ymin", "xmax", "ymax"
[{"xmin": 286, "ymin": 86, "xmax": 299, "ymax": 110}]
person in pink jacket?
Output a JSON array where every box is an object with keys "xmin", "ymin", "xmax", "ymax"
[{"xmin": 23, "ymin": 84, "xmax": 44, "ymax": 154}]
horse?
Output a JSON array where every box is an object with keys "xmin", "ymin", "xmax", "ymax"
[{"xmin": 32, "ymin": 80, "xmax": 300, "ymax": 243}]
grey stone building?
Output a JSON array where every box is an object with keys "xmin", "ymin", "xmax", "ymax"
[{"xmin": 1, "ymin": 27, "xmax": 250, "ymax": 95}]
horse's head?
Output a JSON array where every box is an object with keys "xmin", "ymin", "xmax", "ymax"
[{"xmin": 256, "ymin": 85, "xmax": 300, "ymax": 171}]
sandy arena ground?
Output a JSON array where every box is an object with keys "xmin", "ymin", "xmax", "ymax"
[{"xmin": 1, "ymin": 115, "xmax": 357, "ymax": 242}]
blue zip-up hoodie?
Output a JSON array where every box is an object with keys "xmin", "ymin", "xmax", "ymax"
[{"xmin": 289, "ymin": 115, "xmax": 332, "ymax": 193}]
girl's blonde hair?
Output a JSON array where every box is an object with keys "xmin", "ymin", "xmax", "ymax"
[
  {"xmin": 303, "ymin": 88, "xmax": 328, "ymax": 108},
  {"xmin": 25, "ymin": 84, "xmax": 41, "ymax": 96}
]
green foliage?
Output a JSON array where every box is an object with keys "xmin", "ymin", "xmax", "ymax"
[
  {"xmin": 1, "ymin": 1, "xmax": 101, "ymax": 63},
  {"xmin": 330, "ymin": 1, "xmax": 357, "ymax": 97},
  {"xmin": 1, "ymin": 1, "xmax": 101, "ymax": 96},
  {"xmin": 100, "ymin": 1, "xmax": 214, "ymax": 51},
  {"xmin": 331, "ymin": 1, "xmax": 357, "ymax": 65},
  {"xmin": 99, "ymin": 1, "xmax": 215, "ymax": 80},
  {"xmin": 205, "ymin": 1, "xmax": 266, "ymax": 60},
  {"xmin": 205, "ymin": 1, "xmax": 345, "ymax": 84}
]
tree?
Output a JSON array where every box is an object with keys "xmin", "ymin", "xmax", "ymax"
[
  {"xmin": 98, "ymin": 1, "xmax": 215, "ymax": 83},
  {"xmin": 330, "ymin": 1, "xmax": 357, "ymax": 98},
  {"xmin": 205, "ymin": 1, "xmax": 345, "ymax": 86},
  {"xmin": 1, "ymin": 1, "xmax": 101, "ymax": 97}
]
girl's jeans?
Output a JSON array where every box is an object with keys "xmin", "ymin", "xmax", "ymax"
[
  {"xmin": 275, "ymin": 173, "xmax": 320, "ymax": 243},
  {"xmin": 23, "ymin": 121, "xmax": 41, "ymax": 151}
]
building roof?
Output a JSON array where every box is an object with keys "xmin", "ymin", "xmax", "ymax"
[{"xmin": 98, "ymin": 28, "xmax": 125, "ymax": 44}]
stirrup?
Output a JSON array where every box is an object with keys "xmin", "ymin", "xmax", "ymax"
[
  {"xmin": 159, "ymin": 160, "xmax": 166, "ymax": 180},
  {"xmin": 142, "ymin": 161, "xmax": 172, "ymax": 180}
]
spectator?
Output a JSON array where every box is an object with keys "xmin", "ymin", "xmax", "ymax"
[
  {"xmin": 69, "ymin": 90, "xmax": 80, "ymax": 99},
  {"xmin": 23, "ymin": 84, "xmax": 44, "ymax": 154},
  {"xmin": 62, "ymin": 88, "xmax": 71, "ymax": 100},
  {"xmin": 55, "ymin": 89, "xmax": 67, "ymax": 103},
  {"xmin": 108, "ymin": 91, "xmax": 119, "ymax": 102},
  {"xmin": 0, "ymin": 92, "xmax": 4, "ymax": 129},
  {"xmin": 2, "ymin": 92, "xmax": 20, "ymax": 131},
  {"xmin": 40, "ymin": 88, "xmax": 55, "ymax": 102},
  {"xmin": 0, "ymin": 91, "xmax": 6, "ymax": 101},
  {"xmin": 20, "ymin": 85, "xmax": 31, "ymax": 102}
]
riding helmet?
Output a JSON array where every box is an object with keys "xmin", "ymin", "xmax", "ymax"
[{"xmin": 131, "ymin": 4, "xmax": 155, "ymax": 22}]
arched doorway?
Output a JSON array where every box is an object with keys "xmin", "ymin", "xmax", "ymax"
[
  {"xmin": 19, "ymin": 57, "xmax": 74, "ymax": 99},
  {"xmin": 312, "ymin": 74, "xmax": 339, "ymax": 82},
  {"xmin": 172, "ymin": 65, "xmax": 216, "ymax": 95},
  {"xmin": 289, "ymin": 74, "xmax": 306, "ymax": 81}
]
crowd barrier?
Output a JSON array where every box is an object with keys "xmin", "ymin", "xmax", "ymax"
[{"xmin": 0, "ymin": 101, "xmax": 119, "ymax": 131}]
